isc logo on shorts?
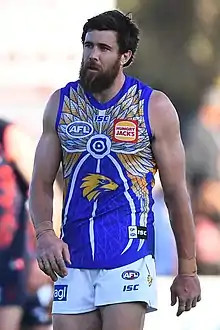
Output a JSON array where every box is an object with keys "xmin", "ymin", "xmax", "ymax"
[
  {"xmin": 113, "ymin": 119, "xmax": 138, "ymax": 143},
  {"xmin": 121, "ymin": 270, "xmax": 140, "ymax": 280},
  {"xmin": 123, "ymin": 284, "xmax": 139, "ymax": 292},
  {"xmin": 53, "ymin": 285, "xmax": 68, "ymax": 302}
]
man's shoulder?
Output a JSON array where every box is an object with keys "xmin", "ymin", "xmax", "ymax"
[
  {"xmin": 47, "ymin": 80, "xmax": 80, "ymax": 106},
  {"xmin": 128, "ymin": 75, "xmax": 153, "ymax": 92},
  {"xmin": 147, "ymin": 90, "xmax": 180, "ymax": 138},
  {"xmin": 60, "ymin": 80, "xmax": 80, "ymax": 91},
  {"xmin": 148, "ymin": 90, "xmax": 176, "ymax": 113}
]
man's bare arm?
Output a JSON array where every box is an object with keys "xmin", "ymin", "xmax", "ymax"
[
  {"xmin": 29, "ymin": 90, "xmax": 62, "ymax": 237},
  {"xmin": 29, "ymin": 90, "xmax": 70, "ymax": 281},
  {"xmin": 149, "ymin": 91, "xmax": 196, "ymax": 274}
]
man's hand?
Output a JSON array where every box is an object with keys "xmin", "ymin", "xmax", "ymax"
[
  {"xmin": 36, "ymin": 231, "xmax": 71, "ymax": 282},
  {"xmin": 170, "ymin": 274, "xmax": 201, "ymax": 316}
]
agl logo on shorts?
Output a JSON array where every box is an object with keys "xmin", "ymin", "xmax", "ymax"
[
  {"xmin": 113, "ymin": 119, "xmax": 138, "ymax": 143},
  {"xmin": 53, "ymin": 285, "xmax": 68, "ymax": 301}
]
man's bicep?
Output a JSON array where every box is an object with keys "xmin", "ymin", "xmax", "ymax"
[
  {"xmin": 150, "ymin": 91, "xmax": 187, "ymax": 193},
  {"xmin": 32, "ymin": 132, "xmax": 61, "ymax": 184},
  {"xmin": 153, "ymin": 131, "xmax": 187, "ymax": 193},
  {"xmin": 32, "ymin": 89, "xmax": 61, "ymax": 184}
]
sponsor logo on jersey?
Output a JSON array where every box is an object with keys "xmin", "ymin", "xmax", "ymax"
[
  {"xmin": 128, "ymin": 226, "xmax": 147, "ymax": 239},
  {"xmin": 66, "ymin": 121, "xmax": 93, "ymax": 138},
  {"xmin": 121, "ymin": 270, "xmax": 140, "ymax": 280},
  {"xmin": 94, "ymin": 115, "xmax": 110, "ymax": 122},
  {"xmin": 53, "ymin": 285, "xmax": 68, "ymax": 301},
  {"xmin": 113, "ymin": 119, "xmax": 138, "ymax": 143}
]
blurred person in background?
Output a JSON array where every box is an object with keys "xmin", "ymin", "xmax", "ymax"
[
  {"xmin": 30, "ymin": 9, "xmax": 200, "ymax": 330},
  {"xmin": 185, "ymin": 82, "xmax": 220, "ymax": 275},
  {"xmin": 0, "ymin": 118, "xmax": 62, "ymax": 330}
]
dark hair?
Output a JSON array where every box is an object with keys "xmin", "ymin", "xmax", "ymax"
[{"xmin": 81, "ymin": 10, "xmax": 140, "ymax": 67}]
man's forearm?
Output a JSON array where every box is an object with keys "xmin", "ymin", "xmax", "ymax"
[
  {"xmin": 164, "ymin": 186, "xmax": 197, "ymax": 274},
  {"xmin": 52, "ymin": 182, "xmax": 63, "ymax": 237},
  {"xmin": 29, "ymin": 181, "xmax": 55, "ymax": 238}
]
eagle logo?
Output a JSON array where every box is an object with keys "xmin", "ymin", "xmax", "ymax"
[
  {"xmin": 80, "ymin": 174, "xmax": 118, "ymax": 201},
  {"xmin": 147, "ymin": 274, "xmax": 153, "ymax": 287}
]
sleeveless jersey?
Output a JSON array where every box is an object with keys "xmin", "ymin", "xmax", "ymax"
[{"xmin": 56, "ymin": 75, "xmax": 158, "ymax": 269}]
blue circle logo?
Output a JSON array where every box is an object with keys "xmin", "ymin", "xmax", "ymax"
[{"xmin": 87, "ymin": 134, "xmax": 111, "ymax": 159}]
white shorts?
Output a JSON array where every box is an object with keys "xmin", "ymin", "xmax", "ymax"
[{"xmin": 52, "ymin": 255, "xmax": 157, "ymax": 314}]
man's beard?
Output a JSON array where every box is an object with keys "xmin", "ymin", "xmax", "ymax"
[{"xmin": 79, "ymin": 58, "xmax": 121, "ymax": 94}]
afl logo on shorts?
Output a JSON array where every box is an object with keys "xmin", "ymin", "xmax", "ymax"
[
  {"xmin": 121, "ymin": 270, "xmax": 140, "ymax": 280},
  {"xmin": 113, "ymin": 119, "xmax": 138, "ymax": 143},
  {"xmin": 66, "ymin": 121, "xmax": 93, "ymax": 139}
]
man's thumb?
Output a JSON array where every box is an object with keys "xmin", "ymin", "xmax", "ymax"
[
  {"xmin": 171, "ymin": 288, "xmax": 177, "ymax": 306},
  {"xmin": 62, "ymin": 243, "xmax": 71, "ymax": 265}
]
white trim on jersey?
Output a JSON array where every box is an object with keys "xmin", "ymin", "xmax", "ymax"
[
  {"xmin": 108, "ymin": 154, "xmax": 137, "ymax": 254},
  {"xmin": 61, "ymin": 153, "xmax": 90, "ymax": 238}
]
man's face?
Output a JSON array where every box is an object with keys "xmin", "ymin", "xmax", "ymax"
[{"xmin": 80, "ymin": 30, "xmax": 122, "ymax": 93}]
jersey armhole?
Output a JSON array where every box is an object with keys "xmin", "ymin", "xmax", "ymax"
[
  {"xmin": 143, "ymin": 88, "xmax": 154, "ymax": 141},
  {"xmin": 55, "ymin": 87, "xmax": 65, "ymax": 131}
]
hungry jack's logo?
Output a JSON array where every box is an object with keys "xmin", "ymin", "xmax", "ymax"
[{"xmin": 113, "ymin": 119, "xmax": 138, "ymax": 143}]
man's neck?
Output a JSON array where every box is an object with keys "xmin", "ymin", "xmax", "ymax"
[{"xmin": 93, "ymin": 72, "xmax": 125, "ymax": 103}]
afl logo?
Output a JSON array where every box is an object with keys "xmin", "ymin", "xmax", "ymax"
[
  {"xmin": 66, "ymin": 121, "xmax": 93, "ymax": 139},
  {"xmin": 121, "ymin": 270, "xmax": 140, "ymax": 280}
]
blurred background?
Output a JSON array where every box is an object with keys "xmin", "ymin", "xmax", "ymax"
[{"xmin": 0, "ymin": 0, "xmax": 220, "ymax": 329}]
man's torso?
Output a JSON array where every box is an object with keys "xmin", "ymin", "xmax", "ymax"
[{"xmin": 56, "ymin": 75, "xmax": 157, "ymax": 268}]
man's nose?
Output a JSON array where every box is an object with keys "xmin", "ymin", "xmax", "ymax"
[{"xmin": 89, "ymin": 46, "xmax": 100, "ymax": 61}]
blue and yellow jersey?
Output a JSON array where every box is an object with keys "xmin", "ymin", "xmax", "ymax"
[{"xmin": 56, "ymin": 75, "xmax": 157, "ymax": 269}]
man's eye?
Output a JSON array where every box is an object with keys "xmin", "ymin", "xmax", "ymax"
[
  {"xmin": 100, "ymin": 46, "xmax": 110, "ymax": 51},
  {"xmin": 85, "ymin": 43, "xmax": 93, "ymax": 48}
]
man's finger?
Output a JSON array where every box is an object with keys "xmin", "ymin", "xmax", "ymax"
[
  {"xmin": 185, "ymin": 299, "xmax": 192, "ymax": 311},
  {"xmin": 37, "ymin": 257, "xmax": 44, "ymax": 271},
  {"xmin": 42, "ymin": 258, "xmax": 58, "ymax": 282},
  {"xmin": 192, "ymin": 298, "xmax": 197, "ymax": 308},
  {"xmin": 170, "ymin": 289, "xmax": 177, "ymax": 306},
  {"xmin": 55, "ymin": 255, "xmax": 68, "ymax": 277},
  {"xmin": 49, "ymin": 256, "xmax": 64, "ymax": 278},
  {"xmin": 62, "ymin": 244, "xmax": 71, "ymax": 265},
  {"xmin": 177, "ymin": 298, "xmax": 186, "ymax": 317}
]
